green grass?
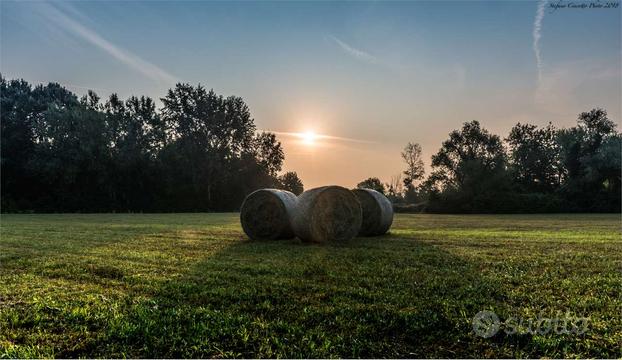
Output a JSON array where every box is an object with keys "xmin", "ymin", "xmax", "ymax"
[{"xmin": 1, "ymin": 213, "xmax": 620, "ymax": 358}]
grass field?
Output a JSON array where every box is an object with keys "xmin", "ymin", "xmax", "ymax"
[{"xmin": 1, "ymin": 213, "xmax": 620, "ymax": 358}]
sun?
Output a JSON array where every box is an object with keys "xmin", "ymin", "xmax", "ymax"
[{"xmin": 301, "ymin": 131, "xmax": 317, "ymax": 144}]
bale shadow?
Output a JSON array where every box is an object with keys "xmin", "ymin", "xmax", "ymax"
[
  {"xmin": 93, "ymin": 233, "xmax": 513, "ymax": 358},
  {"xmin": 6, "ymin": 214, "xmax": 616, "ymax": 358}
]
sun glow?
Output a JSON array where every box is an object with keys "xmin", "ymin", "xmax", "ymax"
[{"xmin": 301, "ymin": 131, "xmax": 317, "ymax": 144}]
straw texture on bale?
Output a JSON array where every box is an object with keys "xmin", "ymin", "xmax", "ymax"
[
  {"xmin": 240, "ymin": 189, "xmax": 298, "ymax": 240},
  {"xmin": 352, "ymin": 188, "xmax": 394, "ymax": 236},
  {"xmin": 291, "ymin": 185, "xmax": 362, "ymax": 243}
]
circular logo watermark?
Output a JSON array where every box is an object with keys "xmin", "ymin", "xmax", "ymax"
[
  {"xmin": 472, "ymin": 310, "xmax": 589, "ymax": 338},
  {"xmin": 472, "ymin": 310, "xmax": 501, "ymax": 338}
]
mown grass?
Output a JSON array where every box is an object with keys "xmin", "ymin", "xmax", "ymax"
[{"xmin": 1, "ymin": 213, "xmax": 620, "ymax": 358}]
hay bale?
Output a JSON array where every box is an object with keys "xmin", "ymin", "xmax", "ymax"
[
  {"xmin": 240, "ymin": 189, "xmax": 298, "ymax": 240},
  {"xmin": 352, "ymin": 188, "xmax": 393, "ymax": 236},
  {"xmin": 292, "ymin": 185, "xmax": 362, "ymax": 243}
]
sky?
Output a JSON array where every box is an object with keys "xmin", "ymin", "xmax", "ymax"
[{"xmin": 1, "ymin": 1, "xmax": 620, "ymax": 189}]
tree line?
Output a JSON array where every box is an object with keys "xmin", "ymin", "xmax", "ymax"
[
  {"xmin": 3, "ymin": 76, "xmax": 619, "ymax": 213},
  {"xmin": 357, "ymin": 109, "xmax": 621, "ymax": 213},
  {"xmin": 1, "ymin": 76, "xmax": 303, "ymax": 212}
]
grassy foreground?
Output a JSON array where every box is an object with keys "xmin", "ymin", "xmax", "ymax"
[{"xmin": 0, "ymin": 213, "xmax": 620, "ymax": 358}]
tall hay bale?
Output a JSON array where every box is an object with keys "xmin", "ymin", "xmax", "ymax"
[
  {"xmin": 240, "ymin": 189, "xmax": 298, "ymax": 240},
  {"xmin": 292, "ymin": 185, "xmax": 362, "ymax": 243},
  {"xmin": 352, "ymin": 188, "xmax": 393, "ymax": 236}
]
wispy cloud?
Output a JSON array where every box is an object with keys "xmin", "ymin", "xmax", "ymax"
[
  {"xmin": 533, "ymin": 0, "xmax": 548, "ymax": 83},
  {"xmin": 30, "ymin": 78, "xmax": 110, "ymax": 94},
  {"xmin": 261, "ymin": 130, "xmax": 377, "ymax": 144},
  {"xmin": 535, "ymin": 58, "xmax": 621, "ymax": 116},
  {"xmin": 35, "ymin": 3, "xmax": 177, "ymax": 84},
  {"xmin": 329, "ymin": 35, "xmax": 378, "ymax": 64}
]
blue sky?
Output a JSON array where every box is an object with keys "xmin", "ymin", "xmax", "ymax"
[{"xmin": 1, "ymin": 1, "xmax": 620, "ymax": 188}]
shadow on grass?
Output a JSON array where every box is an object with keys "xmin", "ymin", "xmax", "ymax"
[
  {"xmin": 92, "ymin": 234, "xmax": 518, "ymax": 358},
  {"xmin": 5, "ymin": 223, "xmax": 615, "ymax": 358},
  {"xmin": 4, "ymin": 215, "xmax": 620, "ymax": 358}
]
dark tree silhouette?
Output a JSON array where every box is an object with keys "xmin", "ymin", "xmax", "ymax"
[
  {"xmin": 401, "ymin": 142, "xmax": 425, "ymax": 203},
  {"xmin": 277, "ymin": 172, "xmax": 304, "ymax": 195},
  {"xmin": 0, "ymin": 76, "xmax": 300, "ymax": 212},
  {"xmin": 556, "ymin": 109, "xmax": 620, "ymax": 211},
  {"xmin": 253, "ymin": 132, "xmax": 284, "ymax": 178},
  {"xmin": 425, "ymin": 120, "xmax": 511, "ymax": 212},
  {"xmin": 506, "ymin": 122, "xmax": 560, "ymax": 192},
  {"xmin": 430, "ymin": 120, "xmax": 506, "ymax": 188},
  {"xmin": 356, "ymin": 177, "xmax": 386, "ymax": 194},
  {"xmin": 1, "ymin": 75, "xmax": 618, "ymax": 213},
  {"xmin": 401, "ymin": 143, "xmax": 425, "ymax": 187}
]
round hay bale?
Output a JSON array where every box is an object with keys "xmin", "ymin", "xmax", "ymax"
[
  {"xmin": 292, "ymin": 185, "xmax": 362, "ymax": 243},
  {"xmin": 352, "ymin": 188, "xmax": 393, "ymax": 236},
  {"xmin": 240, "ymin": 189, "xmax": 298, "ymax": 240}
]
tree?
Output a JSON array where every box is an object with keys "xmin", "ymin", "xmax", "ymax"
[
  {"xmin": 1, "ymin": 77, "xmax": 37, "ymax": 210},
  {"xmin": 401, "ymin": 142, "xmax": 425, "ymax": 203},
  {"xmin": 431, "ymin": 121, "xmax": 505, "ymax": 187},
  {"xmin": 33, "ymin": 99, "xmax": 111, "ymax": 211},
  {"xmin": 506, "ymin": 122, "xmax": 560, "ymax": 192},
  {"xmin": 278, "ymin": 172, "xmax": 304, "ymax": 195},
  {"xmin": 356, "ymin": 177, "xmax": 386, "ymax": 194},
  {"xmin": 126, "ymin": 95, "xmax": 166, "ymax": 156},
  {"xmin": 160, "ymin": 84, "xmax": 255, "ymax": 152},
  {"xmin": 80, "ymin": 90, "xmax": 102, "ymax": 111},
  {"xmin": 401, "ymin": 142, "xmax": 425, "ymax": 188},
  {"xmin": 428, "ymin": 120, "xmax": 510, "ymax": 212},
  {"xmin": 100, "ymin": 94, "xmax": 165, "ymax": 211},
  {"xmin": 385, "ymin": 174, "xmax": 404, "ymax": 203},
  {"xmin": 252, "ymin": 132, "xmax": 284, "ymax": 178},
  {"xmin": 586, "ymin": 134, "xmax": 621, "ymax": 199},
  {"xmin": 578, "ymin": 108, "xmax": 617, "ymax": 152},
  {"xmin": 3, "ymin": 76, "xmax": 618, "ymax": 213},
  {"xmin": 557, "ymin": 109, "xmax": 620, "ymax": 211},
  {"xmin": 1, "ymin": 77, "xmax": 290, "ymax": 212},
  {"xmin": 1, "ymin": 77, "xmax": 94, "ymax": 210},
  {"xmin": 159, "ymin": 83, "xmax": 259, "ymax": 209}
]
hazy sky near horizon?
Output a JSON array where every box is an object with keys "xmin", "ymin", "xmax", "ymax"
[{"xmin": 2, "ymin": 1, "xmax": 620, "ymax": 189}]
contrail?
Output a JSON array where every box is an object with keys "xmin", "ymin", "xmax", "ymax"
[
  {"xmin": 533, "ymin": 0, "xmax": 548, "ymax": 83},
  {"xmin": 35, "ymin": 3, "xmax": 178, "ymax": 84},
  {"xmin": 329, "ymin": 35, "xmax": 378, "ymax": 64}
]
